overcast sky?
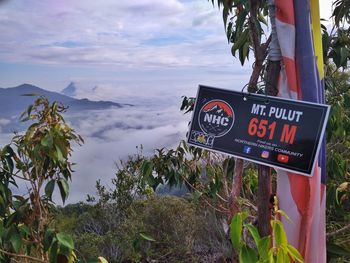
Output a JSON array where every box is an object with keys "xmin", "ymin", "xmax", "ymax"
[{"xmin": 0, "ymin": 0, "xmax": 333, "ymax": 94}]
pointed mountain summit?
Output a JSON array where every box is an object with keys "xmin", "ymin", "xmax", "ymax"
[{"xmin": 61, "ymin": 82, "xmax": 77, "ymax": 97}]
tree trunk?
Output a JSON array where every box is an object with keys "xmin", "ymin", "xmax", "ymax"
[
  {"xmin": 257, "ymin": 60, "xmax": 280, "ymax": 237},
  {"xmin": 228, "ymin": 158, "xmax": 244, "ymax": 220},
  {"xmin": 256, "ymin": 0, "xmax": 282, "ymax": 237}
]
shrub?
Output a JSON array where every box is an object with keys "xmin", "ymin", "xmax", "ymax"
[{"xmin": 119, "ymin": 196, "xmax": 231, "ymax": 262}]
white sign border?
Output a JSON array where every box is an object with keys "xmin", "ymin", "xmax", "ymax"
[{"xmin": 186, "ymin": 85, "xmax": 331, "ymax": 177}]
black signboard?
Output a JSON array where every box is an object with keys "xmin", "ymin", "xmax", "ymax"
[{"xmin": 187, "ymin": 85, "xmax": 330, "ymax": 176}]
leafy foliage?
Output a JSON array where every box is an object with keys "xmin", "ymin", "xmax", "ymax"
[
  {"xmin": 202, "ymin": 1, "xmax": 350, "ymax": 261},
  {"xmin": 229, "ymin": 202, "xmax": 304, "ymax": 263},
  {"xmin": 332, "ymin": 0, "xmax": 350, "ymax": 26},
  {"xmin": 325, "ymin": 68, "xmax": 350, "ymax": 261},
  {"xmin": 119, "ymin": 196, "xmax": 230, "ymax": 262},
  {"xmin": 322, "ymin": 25, "xmax": 350, "ymax": 69},
  {"xmin": 55, "ymin": 196, "xmax": 231, "ymax": 263},
  {"xmin": 0, "ymin": 96, "xmax": 106, "ymax": 262},
  {"xmin": 209, "ymin": 0, "xmax": 269, "ymax": 66}
]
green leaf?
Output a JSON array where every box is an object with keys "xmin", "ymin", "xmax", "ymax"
[
  {"xmin": 98, "ymin": 257, "xmax": 109, "ymax": 263},
  {"xmin": 272, "ymin": 220, "xmax": 288, "ymax": 246},
  {"xmin": 230, "ymin": 213, "xmax": 243, "ymax": 250},
  {"xmin": 239, "ymin": 244, "xmax": 258, "ymax": 263},
  {"xmin": 268, "ymin": 249, "xmax": 275, "ymax": 262},
  {"xmin": 25, "ymin": 123, "xmax": 39, "ymax": 140},
  {"xmin": 45, "ymin": 180, "xmax": 55, "ymax": 200},
  {"xmin": 18, "ymin": 224, "xmax": 30, "ymax": 236},
  {"xmin": 3, "ymin": 156, "xmax": 14, "ymax": 175},
  {"xmin": 258, "ymin": 11, "xmax": 268, "ymax": 25},
  {"xmin": 227, "ymin": 21, "xmax": 233, "ymax": 42},
  {"xmin": 236, "ymin": 9, "xmax": 248, "ymax": 36},
  {"xmin": 0, "ymin": 220, "xmax": 4, "ymax": 238},
  {"xmin": 44, "ymin": 229, "xmax": 55, "ymax": 252},
  {"xmin": 141, "ymin": 160, "xmax": 153, "ymax": 178},
  {"xmin": 57, "ymin": 178, "xmax": 69, "ymax": 203},
  {"xmin": 55, "ymin": 139, "xmax": 68, "ymax": 159},
  {"xmin": 140, "ymin": 233, "xmax": 156, "ymax": 242},
  {"xmin": 327, "ymin": 242, "xmax": 350, "ymax": 256},
  {"xmin": 10, "ymin": 231, "xmax": 23, "ymax": 253},
  {"xmin": 287, "ymin": 244, "xmax": 304, "ymax": 262},
  {"xmin": 231, "ymin": 29, "xmax": 249, "ymax": 53},
  {"xmin": 276, "ymin": 209, "xmax": 292, "ymax": 223},
  {"xmin": 276, "ymin": 249, "xmax": 289, "ymax": 263},
  {"xmin": 41, "ymin": 134, "xmax": 53, "ymax": 148},
  {"xmin": 49, "ymin": 240, "xmax": 58, "ymax": 263},
  {"xmin": 2, "ymin": 145, "xmax": 15, "ymax": 156},
  {"xmin": 257, "ymin": 236, "xmax": 271, "ymax": 260},
  {"xmin": 242, "ymin": 42, "xmax": 250, "ymax": 62},
  {"xmin": 55, "ymin": 145, "xmax": 65, "ymax": 163},
  {"xmin": 52, "ymin": 102, "xmax": 58, "ymax": 112},
  {"xmin": 336, "ymin": 182, "xmax": 349, "ymax": 205},
  {"xmin": 27, "ymin": 104, "xmax": 33, "ymax": 116},
  {"xmin": 340, "ymin": 47, "xmax": 349, "ymax": 66},
  {"xmin": 86, "ymin": 257, "xmax": 109, "ymax": 263},
  {"xmin": 239, "ymin": 45, "xmax": 245, "ymax": 66},
  {"xmin": 56, "ymin": 232, "xmax": 74, "ymax": 250},
  {"xmin": 246, "ymin": 224, "xmax": 260, "ymax": 246},
  {"xmin": 59, "ymin": 243, "xmax": 72, "ymax": 257}
]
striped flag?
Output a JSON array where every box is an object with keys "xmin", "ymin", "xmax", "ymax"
[{"xmin": 273, "ymin": 0, "xmax": 327, "ymax": 262}]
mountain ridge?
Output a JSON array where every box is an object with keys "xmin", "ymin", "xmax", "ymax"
[
  {"xmin": 0, "ymin": 83, "xmax": 131, "ymax": 132},
  {"xmin": 1, "ymin": 83, "xmax": 124, "ymax": 108}
]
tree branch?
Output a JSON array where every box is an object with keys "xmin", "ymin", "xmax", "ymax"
[
  {"xmin": 0, "ymin": 249, "xmax": 47, "ymax": 263},
  {"xmin": 0, "ymin": 167, "xmax": 32, "ymax": 182},
  {"xmin": 327, "ymin": 224, "xmax": 350, "ymax": 239}
]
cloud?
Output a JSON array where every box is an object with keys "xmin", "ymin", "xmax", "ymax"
[
  {"xmin": 64, "ymin": 103, "xmax": 189, "ymax": 203},
  {"xmin": 0, "ymin": 119, "xmax": 10, "ymax": 132},
  {"xmin": 0, "ymin": 119, "xmax": 10, "ymax": 126},
  {"xmin": 0, "ymin": 0, "xmax": 235, "ymax": 69},
  {"xmin": 0, "ymin": 100, "xmax": 189, "ymax": 203},
  {"xmin": 0, "ymin": 0, "xmax": 334, "ymax": 83},
  {"xmin": 0, "ymin": 0, "xmax": 255, "ymax": 94}
]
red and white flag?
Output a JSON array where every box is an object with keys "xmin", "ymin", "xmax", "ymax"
[{"xmin": 273, "ymin": 0, "xmax": 327, "ymax": 262}]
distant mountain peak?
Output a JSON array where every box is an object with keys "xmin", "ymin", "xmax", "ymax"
[
  {"xmin": 13, "ymin": 83, "xmax": 43, "ymax": 91},
  {"xmin": 61, "ymin": 82, "xmax": 77, "ymax": 97}
]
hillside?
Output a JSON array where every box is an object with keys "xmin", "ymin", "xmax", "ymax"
[{"xmin": 0, "ymin": 83, "xmax": 127, "ymax": 132}]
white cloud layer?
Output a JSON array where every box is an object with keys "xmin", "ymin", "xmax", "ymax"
[
  {"xmin": 0, "ymin": 0, "xmax": 237, "ymax": 70},
  {"xmin": 0, "ymin": 103, "xmax": 189, "ymax": 203},
  {"xmin": 65, "ymin": 103, "xmax": 189, "ymax": 202},
  {"xmin": 69, "ymin": 106, "xmax": 190, "ymax": 202}
]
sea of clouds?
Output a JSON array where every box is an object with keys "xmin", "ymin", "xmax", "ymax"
[{"xmin": 0, "ymin": 0, "xmax": 256, "ymax": 203}]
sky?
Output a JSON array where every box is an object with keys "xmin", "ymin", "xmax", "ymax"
[
  {"xmin": 0, "ymin": 0, "xmax": 333, "ymax": 94},
  {"xmin": 0, "ymin": 0, "xmax": 334, "ymax": 203},
  {"xmin": 0, "ymin": 0, "xmax": 252, "ymax": 96}
]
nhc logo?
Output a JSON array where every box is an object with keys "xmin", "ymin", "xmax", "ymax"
[{"xmin": 198, "ymin": 100, "xmax": 235, "ymax": 137}]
